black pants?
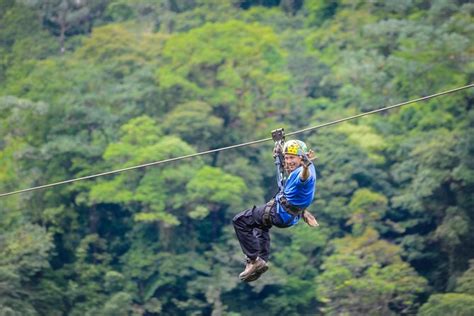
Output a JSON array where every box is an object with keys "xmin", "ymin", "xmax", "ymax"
[{"xmin": 232, "ymin": 203, "xmax": 278, "ymax": 262}]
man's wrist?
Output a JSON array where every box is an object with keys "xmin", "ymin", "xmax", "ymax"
[{"xmin": 301, "ymin": 155, "xmax": 312, "ymax": 167}]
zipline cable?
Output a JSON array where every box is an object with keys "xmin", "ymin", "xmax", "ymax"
[{"xmin": 1, "ymin": 83, "xmax": 473, "ymax": 198}]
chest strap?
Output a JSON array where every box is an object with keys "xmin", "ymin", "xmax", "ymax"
[{"xmin": 278, "ymin": 196, "xmax": 306, "ymax": 216}]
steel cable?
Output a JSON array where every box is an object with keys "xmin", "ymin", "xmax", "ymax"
[{"xmin": 1, "ymin": 83, "xmax": 472, "ymax": 197}]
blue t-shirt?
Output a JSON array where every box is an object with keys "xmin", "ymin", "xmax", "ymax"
[{"xmin": 276, "ymin": 164, "xmax": 316, "ymax": 227}]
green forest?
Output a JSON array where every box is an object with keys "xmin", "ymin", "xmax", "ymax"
[{"xmin": 0, "ymin": 0, "xmax": 473, "ymax": 315}]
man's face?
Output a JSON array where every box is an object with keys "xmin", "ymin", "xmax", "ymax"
[{"xmin": 284, "ymin": 154, "xmax": 302, "ymax": 174}]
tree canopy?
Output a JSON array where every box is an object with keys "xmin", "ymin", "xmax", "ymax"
[{"xmin": 0, "ymin": 0, "xmax": 473, "ymax": 314}]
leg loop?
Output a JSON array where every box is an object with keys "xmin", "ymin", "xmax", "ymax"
[{"xmin": 262, "ymin": 199, "xmax": 275, "ymax": 228}]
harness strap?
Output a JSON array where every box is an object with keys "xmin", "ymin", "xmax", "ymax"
[
  {"xmin": 278, "ymin": 195, "xmax": 306, "ymax": 216},
  {"xmin": 262, "ymin": 199, "xmax": 275, "ymax": 227}
]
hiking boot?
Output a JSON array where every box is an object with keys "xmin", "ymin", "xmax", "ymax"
[
  {"xmin": 244, "ymin": 263, "xmax": 268, "ymax": 282},
  {"xmin": 239, "ymin": 257, "xmax": 268, "ymax": 282}
]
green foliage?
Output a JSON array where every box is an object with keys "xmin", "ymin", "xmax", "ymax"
[
  {"xmin": 89, "ymin": 115, "xmax": 202, "ymax": 226},
  {"xmin": 347, "ymin": 188, "xmax": 388, "ymax": 235},
  {"xmin": 0, "ymin": 223, "xmax": 53, "ymax": 278},
  {"xmin": 0, "ymin": 224, "xmax": 54, "ymax": 315},
  {"xmin": 0, "ymin": 1, "xmax": 57, "ymax": 83},
  {"xmin": 101, "ymin": 292, "xmax": 133, "ymax": 316},
  {"xmin": 161, "ymin": 101, "xmax": 224, "ymax": 150},
  {"xmin": 303, "ymin": 0, "xmax": 339, "ymax": 27},
  {"xmin": 187, "ymin": 166, "xmax": 247, "ymax": 216},
  {"xmin": 456, "ymin": 260, "xmax": 474, "ymax": 296},
  {"xmin": 337, "ymin": 123, "xmax": 387, "ymax": 164},
  {"xmin": 157, "ymin": 19, "xmax": 291, "ymax": 148},
  {"xmin": 418, "ymin": 293, "xmax": 474, "ymax": 316},
  {"xmin": 222, "ymin": 157, "xmax": 267, "ymax": 204},
  {"xmin": 388, "ymin": 116, "xmax": 474, "ymax": 290},
  {"xmin": 75, "ymin": 24, "xmax": 165, "ymax": 66},
  {"xmin": 316, "ymin": 228, "xmax": 427, "ymax": 315},
  {"xmin": 19, "ymin": 0, "xmax": 109, "ymax": 53},
  {"xmin": 310, "ymin": 128, "xmax": 390, "ymax": 228}
]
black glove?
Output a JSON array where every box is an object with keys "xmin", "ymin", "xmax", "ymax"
[{"xmin": 301, "ymin": 154, "xmax": 312, "ymax": 167}]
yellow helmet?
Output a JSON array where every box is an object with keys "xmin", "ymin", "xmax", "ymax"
[{"xmin": 283, "ymin": 140, "xmax": 308, "ymax": 156}]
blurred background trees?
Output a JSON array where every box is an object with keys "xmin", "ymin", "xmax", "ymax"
[{"xmin": 0, "ymin": 0, "xmax": 473, "ymax": 314}]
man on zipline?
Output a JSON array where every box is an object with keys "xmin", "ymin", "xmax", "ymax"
[{"xmin": 233, "ymin": 135, "xmax": 318, "ymax": 282}]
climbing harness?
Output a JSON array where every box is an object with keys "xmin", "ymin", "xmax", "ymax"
[{"xmin": 278, "ymin": 195, "xmax": 306, "ymax": 216}]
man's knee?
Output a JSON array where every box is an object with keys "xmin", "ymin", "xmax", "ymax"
[
  {"xmin": 233, "ymin": 210, "xmax": 248, "ymax": 229},
  {"xmin": 232, "ymin": 212, "xmax": 242, "ymax": 226},
  {"xmin": 233, "ymin": 207, "xmax": 255, "ymax": 228}
]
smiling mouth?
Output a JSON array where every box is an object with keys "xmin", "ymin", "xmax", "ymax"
[{"xmin": 285, "ymin": 164, "xmax": 297, "ymax": 172}]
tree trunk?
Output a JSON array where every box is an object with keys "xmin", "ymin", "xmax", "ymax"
[
  {"xmin": 58, "ymin": 8, "xmax": 68, "ymax": 54},
  {"xmin": 59, "ymin": 21, "xmax": 66, "ymax": 54}
]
